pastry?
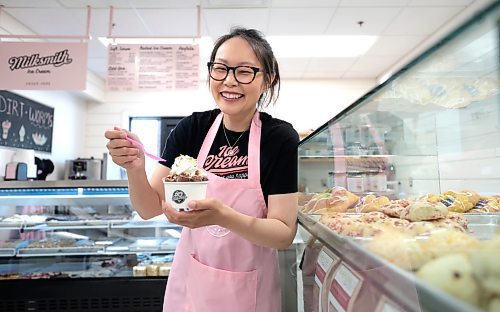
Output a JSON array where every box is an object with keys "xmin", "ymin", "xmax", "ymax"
[
  {"xmin": 367, "ymin": 231, "xmax": 431, "ymax": 270},
  {"xmin": 329, "ymin": 187, "xmax": 360, "ymax": 211},
  {"xmin": 416, "ymin": 254, "xmax": 480, "ymax": 306},
  {"xmin": 430, "ymin": 219, "xmax": 466, "ymax": 233},
  {"xmin": 320, "ymin": 214, "xmax": 377, "ymax": 237},
  {"xmin": 159, "ymin": 265, "xmax": 171, "ymax": 277},
  {"xmin": 400, "ymin": 200, "xmax": 448, "ymax": 222},
  {"xmin": 471, "ymin": 199, "xmax": 500, "ymax": 213},
  {"xmin": 133, "ymin": 266, "xmax": 147, "ymax": 277},
  {"xmin": 356, "ymin": 195, "xmax": 390, "ymax": 213},
  {"xmin": 469, "ymin": 250, "xmax": 500, "ymax": 297},
  {"xmin": 303, "ymin": 187, "xmax": 359, "ymax": 214},
  {"xmin": 445, "ymin": 212, "xmax": 468, "ymax": 229},
  {"xmin": 406, "ymin": 221, "xmax": 437, "ymax": 236},
  {"xmin": 146, "ymin": 264, "xmax": 159, "ymax": 276},
  {"xmin": 441, "ymin": 191, "xmax": 474, "ymax": 213},
  {"xmin": 379, "ymin": 199, "xmax": 413, "ymax": 218},
  {"xmin": 359, "ymin": 211, "xmax": 388, "ymax": 223},
  {"xmin": 460, "ymin": 189, "xmax": 480, "ymax": 205},
  {"xmin": 420, "ymin": 229, "xmax": 480, "ymax": 258}
]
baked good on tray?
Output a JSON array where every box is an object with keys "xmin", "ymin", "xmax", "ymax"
[{"xmin": 302, "ymin": 187, "xmax": 359, "ymax": 214}]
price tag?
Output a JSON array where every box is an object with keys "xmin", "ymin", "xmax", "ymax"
[
  {"xmin": 375, "ymin": 295, "xmax": 403, "ymax": 312},
  {"xmin": 314, "ymin": 248, "xmax": 339, "ymax": 312},
  {"xmin": 328, "ymin": 262, "xmax": 363, "ymax": 312}
]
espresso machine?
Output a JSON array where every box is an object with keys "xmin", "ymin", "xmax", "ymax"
[{"xmin": 64, "ymin": 157, "xmax": 103, "ymax": 180}]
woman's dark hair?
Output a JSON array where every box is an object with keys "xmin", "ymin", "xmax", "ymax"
[{"xmin": 208, "ymin": 27, "xmax": 280, "ymax": 109}]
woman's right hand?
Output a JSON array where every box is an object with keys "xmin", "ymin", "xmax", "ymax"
[{"xmin": 104, "ymin": 126, "xmax": 145, "ymax": 171}]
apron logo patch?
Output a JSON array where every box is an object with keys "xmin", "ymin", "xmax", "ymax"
[{"xmin": 172, "ymin": 190, "xmax": 187, "ymax": 204}]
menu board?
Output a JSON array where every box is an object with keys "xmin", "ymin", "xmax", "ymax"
[
  {"xmin": 0, "ymin": 91, "xmax": 53, "ymax": 152},
  {"xmin": 107, "ymin": 44, "xmax": 199, "ymax": 91}
]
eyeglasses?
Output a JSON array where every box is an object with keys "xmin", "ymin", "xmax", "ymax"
[{"xmin": 207, "ymin": 62, "xmax": 263, "ymax": 84}]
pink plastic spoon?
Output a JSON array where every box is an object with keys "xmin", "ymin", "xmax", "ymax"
[{"xmin": 125, "ymin": 136, "xmax": 166, "ymax": 162}]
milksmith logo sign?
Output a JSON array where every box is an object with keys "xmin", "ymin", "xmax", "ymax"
[
  {"xmin": 8, "ymin": 49, "xmax": 73, "ymax": 71},
  {"xmin": 0, "ymin": 42, "xmax": 88, "ymax": 90}
]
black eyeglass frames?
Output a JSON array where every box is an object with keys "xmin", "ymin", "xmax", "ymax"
[{"xmin": 207, "ymin": 62, "xmax": 263, "ymax": 84}]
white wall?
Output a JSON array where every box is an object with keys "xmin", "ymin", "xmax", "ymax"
[{"xmin": 0, "ymin": 91, "xmax": 87, "ymax": 180}]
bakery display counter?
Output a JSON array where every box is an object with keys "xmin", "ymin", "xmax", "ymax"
[
  {"xmin": 298, "ymin": 211, "xmax": 485, "ymax": 312},
  {"xmin": 296, "ymin": 2, "xmax": 499, "ymax": 312}
]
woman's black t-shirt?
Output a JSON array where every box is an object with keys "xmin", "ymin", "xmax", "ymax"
[{"xmin": 160, "ymin": 109, "xmax": 299, "ymax": 205}]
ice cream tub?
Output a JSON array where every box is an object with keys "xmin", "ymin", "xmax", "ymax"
[
  {"xmin": 163, "ymin": 155, "xmax": 208, "ymax": 211},
  {"xmin": 163, "ymin": 180, "xmax": 208, "ymax": 211}
]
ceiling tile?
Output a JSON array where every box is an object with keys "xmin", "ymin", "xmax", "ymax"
[
  {"xmin": 346, "ymin": 56, "xmax": 396, "ymax": 77},
  {"xmin": 6, "ymin": 8, "xmax": 88, "ymax": 36},
  {"xmin": 303, "ymin": 71, "xmax": 345, "ymax": 78},
  {"xmin": 384, "ymin": 6, "xmax": 463, "ymax": 35},
  {"xmin": 271, "ymin": 0, "xmax": 341, "ymax": 7},
  {"xmin": 126, "ymin": 8, "xmax": 199, "ymax": 36},
  {"xmin": 307, "ymin": 58, "xmax": 358, "ymax": 72},
  {"xmin": 276, "ymin": 58, "xmax": 310, "ymax": 72},
  {"xmin": 366, "ymin": 35, "xmax": 426, "ymax": 56},
  {"xmin": 268, "ymin": 8, "xmax": 336, "ymax": 34},
  {"xmin": 342, "ymin": 70, "xmax": 379, "ymax": 78},
  {"xmin": 202, "ymin": 0, "xmax": 270, "ymax": 8},
  {"xmin": 338, "ymin": 0, "xmax": 410, "ymax": 7},
  {"xmin": 325, "ymin": 7, "xmax": 402, "ymax": 35},
  {"xmin": 407, "ymin": 0, "xmax": 474, "ymax": 6},
  {"xmin": 0, "ymin": 0, "xmax": 61, "ymax": 8},
  {"xmin": 59, "ymin": 0, "xmax": 199, "ymax": 9},
  {"xmin": 203, "ymin": 8, "xmax": 269, "ymax": 38}
]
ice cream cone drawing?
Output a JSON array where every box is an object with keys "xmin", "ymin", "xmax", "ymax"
[
  {"xmin": 32, "ymin": 132, "xmax": 47, "ymax": 146},
  {"xmin": 2, "ymin": 120, "xmax": 11, "ymax": 139},
  {"xmin": 19, "ymin": 125, "xmax": 26, "ymax": 142}
]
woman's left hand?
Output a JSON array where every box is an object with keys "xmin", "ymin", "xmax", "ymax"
[{"xmin": 162, "ymin": 198, "xmax": 231, "ymax": 229}]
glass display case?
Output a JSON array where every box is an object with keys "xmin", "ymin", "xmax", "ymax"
[
  {"xmin": 0, "ymin": 180, "xmax": 179, "ymax": 312},
  {"xmin": 297, "ymin": 2, "xmax": 499, "ymax": 312}
]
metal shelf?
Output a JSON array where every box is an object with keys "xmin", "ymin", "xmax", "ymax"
[{"xmin": 0, "ymin": 180, "xmax": 131, "ymax": 206}]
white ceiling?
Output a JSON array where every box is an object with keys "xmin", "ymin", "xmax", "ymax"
[{"xmin": 0, "ymin": 0, "xmax": 495, "ymax": 81}]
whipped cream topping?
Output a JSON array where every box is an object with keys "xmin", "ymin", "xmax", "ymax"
[{"xmin": 169, "ymin": 155, "xmax": 207, "ymax": 178}]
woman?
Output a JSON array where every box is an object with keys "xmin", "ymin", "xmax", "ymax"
[{"xmin": 105, "ymin": 27, "xmax": 299, "ymax": 312}]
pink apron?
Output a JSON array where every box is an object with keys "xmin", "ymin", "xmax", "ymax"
[{"xmin": 163, "ymin": 111, "xmax": 281, "ymax": 312}]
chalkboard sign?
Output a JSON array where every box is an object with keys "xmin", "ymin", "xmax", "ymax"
[{"xmin": 0, "ymin": 91, "xmax": 53, "ymax": 152}]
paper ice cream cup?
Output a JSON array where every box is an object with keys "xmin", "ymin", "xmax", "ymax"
[{"xmin": 163, "ymin": 181, "xmax": 208, "ymax": 211}]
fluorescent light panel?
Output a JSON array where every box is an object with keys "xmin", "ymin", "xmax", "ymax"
[{"xmin": 267, "ymin": 35, "xmax": 378, "ymax": 58}]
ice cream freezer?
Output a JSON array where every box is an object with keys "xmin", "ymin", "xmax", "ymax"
[{"xmin": 0, "ymin": 180, "xmax": 176, "ymax": 312}]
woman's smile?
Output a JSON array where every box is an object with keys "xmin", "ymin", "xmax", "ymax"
[{"xmin": 220, "ymin": 91, "xmax": 244, "ymax": 101}]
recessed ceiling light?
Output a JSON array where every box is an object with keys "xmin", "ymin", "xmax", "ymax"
[{"xmin": 267, "ymin": 35, "xmax": 378, "ymax": 58}]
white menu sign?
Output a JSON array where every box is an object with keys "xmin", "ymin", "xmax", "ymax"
[{"xmin": 107, "ymin": 44, "xmax": 199, "ymax": 91}]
